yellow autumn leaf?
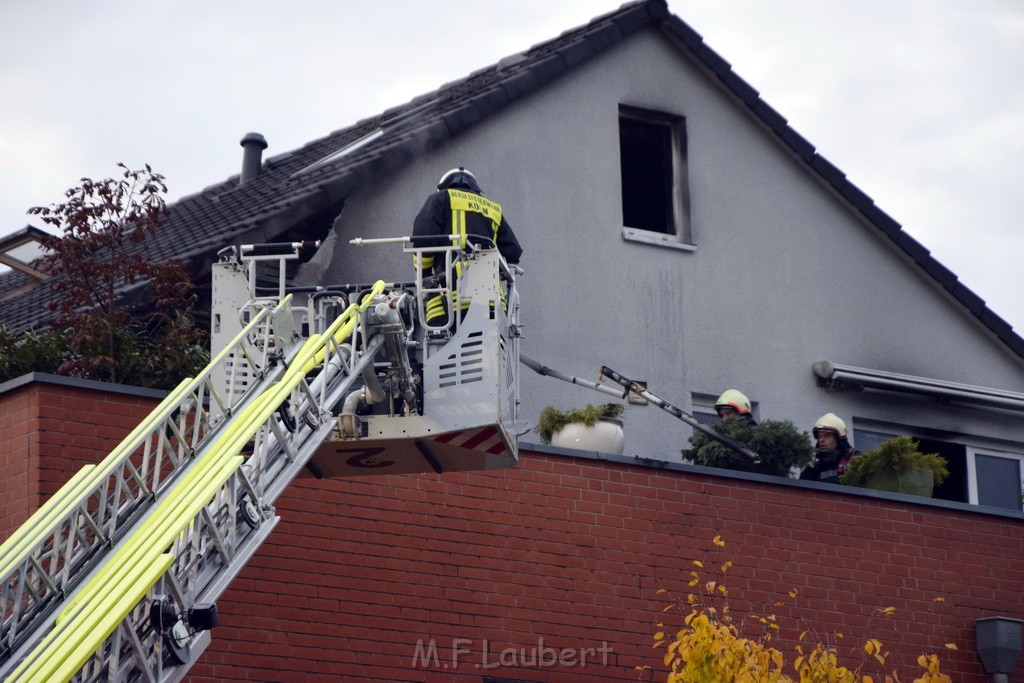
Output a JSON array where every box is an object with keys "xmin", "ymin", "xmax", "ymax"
[
  {"xmin": 713, "ymin": 534, "xmax": 725, "ymax": 547},
  {"xmin": 693, "ymin": 560, "xmax": 704, "ymax": 568},
  {"xmin": 945, "ymin": 643, "xmax": 958, "ymax": 650},
  {"xmin": 789, "ymin": 589, "xmax": 798, "ymax": 598},
  {"xmin": 654, "ymin": 631, "xmax": 665, "ymax": 640},
  {"xmin": 933, "ymin": 596, "xmax": 945, "ymax": 602},
  {"xmin": 657, "ymin": 588, "xmax": 667, "ymax": 594}
]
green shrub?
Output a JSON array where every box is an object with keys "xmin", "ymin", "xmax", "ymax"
[
  {"xmin": 535, "ymin": 402, "xmax": 625, "ymax": 444},
  {"xmin": 681, "ymin": 417, "xmax": 814, "ymax": 477},
  {"xmin": 839, "ymin": 436, "xmax": 949, "ymax": 487},
  {"xmin": 0, "ymin": 325, "xmax": 70, "ymax": 381}
]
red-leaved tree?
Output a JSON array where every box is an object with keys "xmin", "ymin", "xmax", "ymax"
[{"xmin": 27, "ymin": 163, "xmax": 207, "ymax": 387}]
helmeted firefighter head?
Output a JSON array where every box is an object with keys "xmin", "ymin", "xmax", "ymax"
[
  {"xmin": 812, "ymin": 413, "xmax": 851, "ymax": 453},
  {"xmin": 715, "ymin": 389, "xmax": 751, "ymax": 418},
  {"xmin": 437, "ymin": 167, "xmax": 482, "ymax": 193}
]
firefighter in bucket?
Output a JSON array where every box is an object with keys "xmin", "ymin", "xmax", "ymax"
[{"xmin": 412, "ymin": 167, "xmax": 523, "ymax": 327}]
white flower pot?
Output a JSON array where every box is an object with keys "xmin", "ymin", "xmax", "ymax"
[{"xmin": 551, "ymin": 418, "xmax": 625, "ymax": 455}]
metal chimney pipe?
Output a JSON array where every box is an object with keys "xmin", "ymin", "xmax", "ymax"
[{"xmin": 239, "ymin": 133, "xmax": 268, "ymax": 185}]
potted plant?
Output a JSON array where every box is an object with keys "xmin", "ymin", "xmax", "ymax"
[
  {"xmin": 839, "ymin": 436, "xmax": 949, "ymax": 497},
  {"xmin": 681, "ymin": 417, "xmax": 815, "ymax": 477},
  {"xmin": 536, "ymin": 402, "xmax": 626, "ymax": 454}
]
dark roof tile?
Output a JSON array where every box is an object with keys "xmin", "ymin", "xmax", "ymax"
[
  {"xmin": 556, "ymin": 38, "xmax": 596, "ymax": 68},
  {"xmin": 645, "ymin": 0, "xmax": 671, "ymax": 21},
  {"xmin": 614, "ymin": 3, "xmax": 659, "ymax": 35},
  {"xmin": 893, "ymin": 231, "xmax": 931, "ymax": 265},
  {"xmin": 923, "ymin": 259, "xmax": 957, "ymax": 291},
  {"xmin": 580, "ymin": 21, "xmax": 623, "ymax": 55},
  {"xmin": 529, "ymin": 54, "xmax": 568, "ymax": 87},
  {"xmin": 442, "ymin": 103, "xmax": 482, "ymax": 137},
  {"xmin": 836, "ymin": 180, "xmax": 872, "ymax": 210},
  {"xmin": 663, "ymin": 16, "xmax": 702, "ymax": 49},
  {"xmin": 774, "ymin": 126, "xmax": 815, "ymax": 162},
  {"xmin": 718, "ymin": 70, "xmax": 760, "ymax": 107},
  {"xmin": 956, "ymin": 286, "xmax": 987, "ymax": 318},
  {"xmin": 980, "ymin": 309, "xmax": 1015, "ymax": 339},
  {"xmin": 500, "ymin": 70, "xmax": 541, "ymax": 101},
  {"xmin": 858, "ymin": 203, "xmax": 902, "ymax": 239},
  {"xmin": 467, "ymin": 87, "xmax": 511, "ymax": 119},
  {"xmin": 809, "ymin": 155, "xmax": 846, "ymax": 188}
]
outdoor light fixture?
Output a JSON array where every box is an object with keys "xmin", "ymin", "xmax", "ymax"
[
  {"xmin": 813, "ymin": 361, "xmax": 1024, "ymax": 413},
  {"xmin": 975, "ymin": 616, "xmax": 1022, "ymax": 683}
]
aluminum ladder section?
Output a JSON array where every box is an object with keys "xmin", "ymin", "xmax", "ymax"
[{"xmin": 0, "ymin": 283, "xmax": 386, "ymax": 682}]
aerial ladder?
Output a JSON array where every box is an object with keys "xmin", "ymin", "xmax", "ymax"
[{"xmin": 0, "ymin": 235, "xmax": 521, "ymax": 682}]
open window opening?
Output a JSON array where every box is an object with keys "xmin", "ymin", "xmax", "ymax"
[
  {"xmin": 618, "ymin": 105, "xmax": 692, "ymax": 247},
  {"xmin": 853, "ymin": 425, "xmax": 1022, "ymax": 510}
]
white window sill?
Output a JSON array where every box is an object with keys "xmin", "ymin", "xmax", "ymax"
[{"xmin": 622, "ymin": 228, "xmax": 695, "ymax": 252}]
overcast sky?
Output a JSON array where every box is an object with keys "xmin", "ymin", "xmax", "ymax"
[{"xmin": 2, "ymin": 1, "xmax": 1022, "ymax": 331}]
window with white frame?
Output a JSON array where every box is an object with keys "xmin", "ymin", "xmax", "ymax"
[
  {"xmin": 967, "ymin": 448, "xmax": 1024, "ymax": 510},
  {"xmin": 853, "ymin": 424, "xmax": 1022, "ymax": 510},
  {"xmin": 618, "ymin": 105, "xmax": 693, "ymax": 248}
]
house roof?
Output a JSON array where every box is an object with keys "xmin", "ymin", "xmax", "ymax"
[{"xmin": 1, "ymin": 0, "xmax": 1020, "ymax": 359}]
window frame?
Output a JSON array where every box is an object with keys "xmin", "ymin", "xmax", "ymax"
[
  {"xmin": 853, "ymin": 419, "xmax": 1024, "ymax": 510},
  {"xmin": 618, "ymin": 105, "xmax": 693, "ymax": 249},
  {"xmin": 965, "ymin": 447, "xmax": 1024, "ymax": 510}
]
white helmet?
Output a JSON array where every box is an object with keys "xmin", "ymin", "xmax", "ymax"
[
  {"xmin": 813, "ymin": 413, "xmax": 848, "ymax": 439},
  {"xmin": 437, "ymin": 167, "xmax": 480, "ymax": 192},
  {"xmin": 715, "ymin": 389, "xmax": 751, "ymax": 415}
]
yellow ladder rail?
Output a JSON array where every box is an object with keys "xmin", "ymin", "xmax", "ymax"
[
  {"xmin": 0, "ymin": 303, "xmax": 277, "ymax": 576},
  {"xmin": 7, "ymin": 283, "xmax": 385, "ymax": 682}
]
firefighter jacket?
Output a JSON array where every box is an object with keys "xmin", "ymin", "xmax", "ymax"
[{"xmin": 412, "ymin": 188, "xmax": 523, "ymax": 273}]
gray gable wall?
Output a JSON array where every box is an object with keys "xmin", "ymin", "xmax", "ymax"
[
  {"xmin": 2, "ymin": 0, "xmax": 1022, "ymax": 462},
  {"xmin": 306, "ymin": 25, "xmax": 1024, "ymax": 460}
]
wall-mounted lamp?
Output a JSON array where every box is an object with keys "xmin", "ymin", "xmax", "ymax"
[{"xmin": 976, "ymin": 616, "xmax": 1022, "ymax": 683}]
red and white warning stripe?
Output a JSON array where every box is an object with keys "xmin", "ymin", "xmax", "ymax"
[{"xmin": 433, "ymin": 425, "xmax": 509, "ymax": 454}]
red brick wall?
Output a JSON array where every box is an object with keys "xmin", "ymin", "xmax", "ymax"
[
  {"xmin": 188, "ymin": 454, "xmax": 1024, "ymax": 683},
  {"xmin": 0, "ymin": 383, "xmax": 40, "ymax": 539},
  {"xmin": 0, "ymin": 377, "xmax": 159, "ymax": 542},
  {"xmin": 4, "ymin": 381, "xmax": 1022, "ymax": 682}
]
